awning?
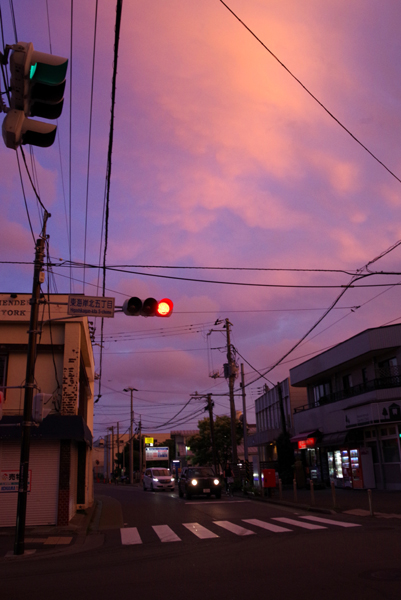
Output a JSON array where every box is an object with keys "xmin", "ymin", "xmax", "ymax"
[
  {"xmin": 0, "ymin": 414, "xmax": 93, "ymax": 447},
  {"xmin": 319, "ymin": 431, "xmax": 348, "ymax": 447},
  {"xmin": 290, "ymin": 430, "xmax": 319, "ymax": 443}
]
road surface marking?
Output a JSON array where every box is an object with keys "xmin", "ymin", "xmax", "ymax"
[
  {"xmin": 272, "ymin": 517, "xmax": 326, "ymax": 530},
  {"xmin": 120, "ymin": 527, "xmax": 142, "ymax": 545},
  {"xmin": 242, "ymin": 519, "xmax": 291, "ymax": 533},
  {"xmin": 300, "ymin": 516, "xmax": 361, "ymax": 528},
  {"xmin": 214, "ymin": 520, "xmax": 255, "ymax": 536},
  {"xmin": 183, "ymin": 522, "xmax": 219, "ymax": 539},
  {"xmin": 152, "ymin": 525, "xmax": 181, "ymax": 542}
]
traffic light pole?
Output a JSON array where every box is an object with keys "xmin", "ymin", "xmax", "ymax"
[
  {"xmin": 14, "ymin": 221, "xmax": 47, "ymax": 555},
  {"xmin": 225, "ymin": 319, "xmax": 238, "ymax": 470}
]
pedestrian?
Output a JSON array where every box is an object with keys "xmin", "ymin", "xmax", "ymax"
[{"xmin": 224, "ymin": 464, "xmax": 233, "ymax": 494}]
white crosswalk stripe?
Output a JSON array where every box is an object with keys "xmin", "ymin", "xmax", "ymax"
[
  {"xmin": 243, "ymin": 518, "xmax": 291, "ymax": 533},
  {"xmin": 120, "ymin": 527, "xmax": 142, "ymax": 545},
  {"xmin": 214, "ymin": 520, "xmax": 255, "ymax": 536},
  {"xmin": 183, "ymin": 522, "xmax": 219, "ymax": 539},
  {"xmin": 272, "ymin": 517, "xmax": 326, "ymax": 530},
  {"xmin": 153, "ymin": 525, "xmax": 181, "ymax": 542},
  {"xmin": 119, "ymin": 515, "xmax": 361, "ymax": 546},
  {"xmin": 300, "ymin": 516, "xmax": 361, "ymax": 528}
]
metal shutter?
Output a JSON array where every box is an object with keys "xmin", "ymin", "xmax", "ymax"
[{"xmin": 0, "ymin": 440, "xmax": 60, "ymax": 527}]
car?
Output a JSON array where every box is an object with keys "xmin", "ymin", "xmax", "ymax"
[
  {"xmin": 143, "ymin": 467, "xmax": 175, "ymax": 492},
  {"xmin": 178, "ymin": 466, "xmax": 222, "ymax": 499}
]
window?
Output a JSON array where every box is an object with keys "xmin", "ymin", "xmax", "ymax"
[
  {"xmin": 342, "ymin": 374, "xmax": 352, "ymax": 391},
  {"xmin": 313, "ymin": 382, "xmax": 331, "ymax": 405},
  {"xmin": 382, "ymin": 439, "xmax": 400, "ymax": 463}
]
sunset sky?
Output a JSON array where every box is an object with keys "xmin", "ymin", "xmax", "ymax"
[{"xmin": 2, "ymin": 0, "xmax": 401, "ymax": 441}]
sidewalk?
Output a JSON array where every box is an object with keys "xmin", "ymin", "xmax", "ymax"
[
  {"xmin": 0, "ymin": 501, "xmax": 100, "ymax": 560},
  {"xmin": 256, "ymin": 485, "xmax": 401, "ymax": 517}
]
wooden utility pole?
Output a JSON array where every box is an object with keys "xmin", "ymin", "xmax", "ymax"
[
  {"xmin": 206, "ymin": 394, "xmax": 218, "ymax": 474},
  {"xmin": 124, "ymin": 387, "xmax": 137, "ymax": 484},
  {"xmin": 14, "ymin": 217, "xmax": 48, "ymax": 556},
  {"xmin": 225, "ymin": 319, "xmax": 238, "ymax": 469}
]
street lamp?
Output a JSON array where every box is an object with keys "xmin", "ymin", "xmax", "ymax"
[{"xmin": 123, "ymin": 387, "xmax": 137, "ymax": 484}]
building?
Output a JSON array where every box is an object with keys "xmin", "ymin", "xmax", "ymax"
[
  {"xmin": 290, "ymin": 324, "xmax": 401, "ymax": 490},
  {"xmin": 0, "ymin": 293, "xmax": 95, "ymax": 526},
  {"xmin": 94, "ymin": 431, "xmax": 171, "ymax": 480},
  {"xmin": 248, "ymin": 379, "xmax": 307, "ymax": 483},
  {"xmin": 170, "ymin": 430, "xmax": 197, "ymax": 470}
]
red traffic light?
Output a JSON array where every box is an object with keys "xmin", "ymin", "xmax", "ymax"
[
  {"xmin": 156, "ymin": 298, "xmax": 173, "ymax": 317},
  {"xmin": 122, "ymin": 297, "xmax": 173, "ymax": 317}
]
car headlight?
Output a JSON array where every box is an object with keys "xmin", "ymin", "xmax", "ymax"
[
  {"xmin": 153, "ymin": 478, "xmax": 159, "ymax": 482},
  {"xmin": 171, "ymin": 477, "xmax": 175, "ymax": 482},
  {"xmin": 213, "ymin": 479, "xmax": 220, "ymax": 486},
  {"xmin": 191, "ymin": 479, "xmax": 198, "ymax": 486}
]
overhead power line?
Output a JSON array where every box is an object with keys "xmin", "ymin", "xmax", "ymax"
[{"xmin": 219, "ymin": 0, "xmax": 401, "ymax": 185}]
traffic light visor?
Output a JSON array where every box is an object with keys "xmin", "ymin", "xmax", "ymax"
[{"xmin": 156, "ymin": 298, "xmax": 173, "ymax": 317}]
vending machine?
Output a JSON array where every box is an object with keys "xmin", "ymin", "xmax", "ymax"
[
  {"xmin": 349, "ymin": 447, "xmax": 375, "ymax": 489},
  {"xmin": 340, "ymin": 448, "xmax": 352, "ymax": 488}
]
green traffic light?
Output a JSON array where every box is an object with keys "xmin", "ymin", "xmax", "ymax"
[{"xmin": 30, "ymin": 63, "xmax": 37, "ymax": 79}]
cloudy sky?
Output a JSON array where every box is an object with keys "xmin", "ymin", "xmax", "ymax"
[{"xmin": 2, "ymin": 0, "xmax": 401, "ymax": 440}]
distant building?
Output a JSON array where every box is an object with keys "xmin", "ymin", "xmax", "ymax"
[
  {"xmin": 0, "ymin": 293, "xmax": 95, "ymax": 526},
  {"xmin": 248, "ymin": 378, "xmax": 307, "ymax": 482}
]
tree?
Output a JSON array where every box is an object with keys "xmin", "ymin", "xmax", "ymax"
[{"xmin": 187, "ymin": 415, "xmax": 243, "ymax": 472}]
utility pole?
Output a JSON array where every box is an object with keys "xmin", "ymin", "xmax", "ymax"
[
  {"xmin": 138, "ymin": 416, "xmax": 142, "ymax": 482},
  {"xmin": 278, "ymin": 381, "xmax": 287, "ymax": 436},
  {"xmin": 206, "ymin": 394, "xmax": 218, "ymax": 475},
  {"xmin": 240, "ymin": 364, "xmax": 248, "ymax": 462},
  {"xmin": 124, "ymin": 387, "xmax": 137, "ymax": 484},
  {"xmin": 14, "ymin": 215, "xmax": 48, "ymax": 556},
  {"xmin": 225, "ymin": 319, "xmax": 238, "ymax": 470},
  {"xmin": 116, "ymin": 422, "xmax": 119, "ymax": 474}
]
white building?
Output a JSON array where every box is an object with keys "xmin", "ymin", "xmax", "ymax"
[{"xmin": 290, "ymin": 324, "xmax": 401, "ymax": 490}]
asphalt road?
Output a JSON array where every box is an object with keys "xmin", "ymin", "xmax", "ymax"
[{"xmin": 2, "ymin": 484, "xmax": 401, "ymax": 600}]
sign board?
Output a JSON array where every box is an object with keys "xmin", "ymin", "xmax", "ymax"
[
  {"xmin": 144, "ymin": 437, "xmax": 154, "ymax": 446},
  {"xmin": 68, "ymin": 295, "xmax": 115, "ymax": 318},
  {"xmin": 1, "ymin": 469, "xmax": 31, "ymax": 493},
  {"xmin": 145, "ymin": 446, "xmax": 169, "ymax": 462},
  {"xmin": 345, "ymin": 401, "xmax": 401, "ymax": 429}
]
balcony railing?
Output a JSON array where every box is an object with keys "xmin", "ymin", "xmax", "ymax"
[{"xmin": 294, "ymin": 370, "xmax": 401, "ymax": 414}]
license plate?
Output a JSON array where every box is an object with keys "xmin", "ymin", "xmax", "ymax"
[{"xmin": 203, "ymin": 488, "xmax": 210, "ymax": 493}]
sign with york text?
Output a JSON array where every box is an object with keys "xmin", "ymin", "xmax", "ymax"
[{"xmin": 68, "ymin": 295, "xmax": 115, "ymax": 318}]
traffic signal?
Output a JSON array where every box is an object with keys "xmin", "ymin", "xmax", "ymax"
[
  {"xmin": 122, "ymin": 297, "xmax": 173, "ymax": 317},
  {"xmin": 2, "ymin": 42, "xmax": 68, "ymax": 149}
]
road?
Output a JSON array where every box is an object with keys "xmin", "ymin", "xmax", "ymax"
[{"xmin": 2, "ymin": 483, "xmax": 401, "ymax": 600}]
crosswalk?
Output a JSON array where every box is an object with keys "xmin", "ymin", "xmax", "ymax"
[{"xmin": 120, "ymin": 515, "xmax": 360, "ymax": 546}]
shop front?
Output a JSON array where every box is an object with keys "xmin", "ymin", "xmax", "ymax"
[{"xmin": 290, "ymin": 431, "xmax": 323, "ymax": 487}]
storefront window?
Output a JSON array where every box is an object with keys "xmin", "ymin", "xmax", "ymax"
[
  {"xmin": 381, "ymin": 438, "xmax": 400, "ymax": 463},
  {"xmin": 366, "ymin": 441, "xmax": 379, "ymax": 463}
]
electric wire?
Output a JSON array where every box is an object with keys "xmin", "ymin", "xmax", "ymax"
[
  {"xmin": 219, "ymin": 0, "xmax": 401, "ymax": 185},
  {"xmin": 83, "ymin": 0, "xmax": 98, "ymax": 294}
]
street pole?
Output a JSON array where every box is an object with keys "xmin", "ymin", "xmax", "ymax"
[
  {"xmin": 14, "ymin": 219, "xmax": 48, "ymax": 556},
  {"xmin": 124, "ymin": 387, "xmax": 137, "ymax": 484},
  {"xmin": 240, "ymin": 363, "xmax": 248, "ymax": 462},
  {"xmin": 207, "ymin": 394, "xmax": 218, "ymax": 475},
  {"xmin": 116, "ymin": 421, "xmax": 119, "ymax": 474},
  {"xmin": 139, "ymin": 416, "xmax": 142, "ymax": 482},
  {"xmin": 225, "ymin": 319, "xmax": 238, "ymax": 470},
  {"xmin": 111, "ymin": 425, "xmax": 115, "ymax": 478},
  {"xmin": 278, "ymin": 381, "xmax": 287, "ymax": 436}
]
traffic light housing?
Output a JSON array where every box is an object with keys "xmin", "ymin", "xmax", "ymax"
[
  {"xmin": 122, "ymin": 297, "xmax": 173, "ymax": 317},
  {"xmin": 2, "ymin": 42, "xmax": 68, "ymax": 149}
]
